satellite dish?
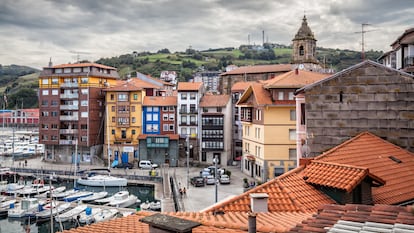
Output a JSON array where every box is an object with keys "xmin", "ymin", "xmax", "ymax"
[
  {"xmin": 301, "ymin": 144, "xmax": 311, "ymax": 158},
  {"xmin": 298, "ymin": 64, "xmax": 305, "ymax": 70}
]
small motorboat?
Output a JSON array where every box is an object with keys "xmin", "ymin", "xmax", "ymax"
[
  {"xmin": 93, "ymin": 208, "xmax": 118, "ymax": 223},
  {"xmin": 149, "ymin": 201, "xmax": 161, "ymax": 211},
  {"xmin": 108, "ymin": 191, "xmax": 139, "ymax": 208},
  {"xmin": 64, "ymin": 190, "xmax": 93, "ymax": 202},
  {"xmin": 36, "ymin": 202, "xmax": 71, "ymax": 218},
  {"xmin": 52, "ymin": 189, "xmax": 78, "ymax": 200},
  {"xmin": 0, "ymin": 207, "xmax": 8, "ymax": 218},
  {"xmin": 93, "ymin": 194, "xmax": 115, "ymax": 205},
  {"xmin": 78, "ymin": 207, "xmax": 102, "ymax": 224},
  {"xmin": 77, "ymin": 169, "xmax": 127, "ymax": 187},
  {"xmin": 55, "ymin": 204, "xmax": 87, "ymax": 222},
  {"xmin": 79, "ymin": 191, "xmax": 108, "ymax": 203},
  {"xmin": 140, "ymin": 200, "xmax": 150, "ymax": 210},
  {"xmin": 8, "ymin": 197, "xmax": 40, "ymax": 218},
  {"xmin": 0, "ymin": 199, "xmax": 17, "ymax": 209}
]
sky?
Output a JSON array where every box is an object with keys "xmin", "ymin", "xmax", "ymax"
[{"xmin": 0, "ymin": 0, "xmax": 413, "ymax": 69}]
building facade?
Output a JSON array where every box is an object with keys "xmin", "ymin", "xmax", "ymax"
[
  {"xmin": 193, "ymin": 71, "xmax": 221, "ymax": 94},
  {"xmin": 199, "ymin": 94, "xmax": 232, "ymax": 166},
  {"xmin": 38, "ymin": 63, "xmax": 119, "ymax": 163}
]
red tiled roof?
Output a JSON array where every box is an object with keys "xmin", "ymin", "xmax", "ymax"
[
  {"xmin": 231, "ymin": 81, "xmax": 258, "ymax": 92},
  {"xmin": 51, "ymin": 62, "xmax": 116, "ymax": 70},
  {"xmin": 60, "ymin": 211, "xmax": 313, "ymax": 233},
  {"xmin": 263, "ymin": 70, "xmax": 330, "ymax": 88},
  {"xmin": 236, "ymin": 83, "xmax": 273, "ymax": 107},
  {"xmin": 315, "ymin": 131, "xmax": 414, "ymax": 205},
  {"xmin": 221, "ymin": 64, "xmax": 292, "ymax": 75},
  {"xmin": 303, "ymin": 161, "xmax": 385, "ymax": 193},
  {"xmin": 203, "ymin": 166, "xmax": 334, "ymax": 214},
  {"xmin": 177, "ymin": 82, "xmax": 203, "ymax": 91},
  {"xmin": 289, "ymin": 204, "xmax": 414, "ymax": 233},
  {"xmin": 199, "ymin": 94, "xmax": 230, "ymax": 107},
  {"xmin": 106, "ymin": 78, "xmax": 160, "ymax": 92},
  {"xmin": 142, "ymin": 96, "xmax": 177, "ymax": 106}
]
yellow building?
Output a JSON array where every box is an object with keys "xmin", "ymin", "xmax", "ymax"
[
  {"xmin": 237, "ymin": 70, "xmax": 329, "ymax": 181},
  {"xmin": 104, "ymin": 78, "xmax": 160, "ymax": 167}
]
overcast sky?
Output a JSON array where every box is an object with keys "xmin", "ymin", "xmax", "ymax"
[{"xmin": 0, "ymin": 0, "xmax": 413, "ymax": 69}]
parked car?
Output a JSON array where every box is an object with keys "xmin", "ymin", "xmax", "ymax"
[
  {"xmin": 139, "ymin": 160, "xmax": 158, "ymax": 169},
  {"xmin": 206, "ymin": 166, "xmax": 225, "ymax": 177},
  {"xmin": 200, "ymin": 168, "xmax": 211, "ymax": 179},
  {"xmin": 113, "ymin": 162, "xmax": 134, "ymax": 169},
  {"xmin": 205, "ymin": 175, "xmax": 215, "ymax": 185},
  {"xmin": 191, "ymin": 176, "xmax": 205, "ymax": 187},
  {"xmin": 219, "ymin": 174, "xmax": 230, "ymax": 184}
]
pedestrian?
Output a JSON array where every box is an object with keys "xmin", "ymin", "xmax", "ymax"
[
  {"xmin": 183, "ymin": 187, "xmax": 187, "ymax": 197},
  {"xmin": 24, "ymin": 160, "xmax": 27, "ymax": 167}
]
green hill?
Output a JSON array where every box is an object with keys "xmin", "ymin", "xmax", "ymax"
[{"xmin": 0, "ymin": 46, "xmax": 383, "ymax": 109}]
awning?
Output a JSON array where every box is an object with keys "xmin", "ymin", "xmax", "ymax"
[{"xmin": 246, "ymin": 155, "xmax": 256, "ymax": 161}]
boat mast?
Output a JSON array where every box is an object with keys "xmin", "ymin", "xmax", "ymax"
[
  {"xmin": 106, "ymin": 103, "xmax": 111, "ymax": 170},
  {"xmin": 74, "ymin": 139, "xmax": 78, "ymax": 188}
]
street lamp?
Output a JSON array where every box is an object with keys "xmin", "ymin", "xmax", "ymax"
[
  {"xmin": 186, "ymin": 136, "xmax": 190, "ymax": 189},
  {"xmin": 213, "ymin": 155, "xmax": 219, "ymax": 203}
]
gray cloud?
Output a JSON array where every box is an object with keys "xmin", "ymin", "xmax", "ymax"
[{"xmin": 0, "ymin": 0, "xmax": 412, "ymax": 69}]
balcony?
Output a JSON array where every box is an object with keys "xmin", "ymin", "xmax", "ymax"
[
  {"xmin": 403, "ymin": 56, "xmax": 414, "ymax": 68},
  {"xmin": 59, "ymin": 139, "xmax": 77, "ymax": 145},
  {"xmin": 115, "ymin": 136, "xmax": 133, "ymax": 143},
  {"xmin": 60, "ymin": 115, "xmax": 79, "ymax": 121},
  {"xmin": 59, "ymin": 129, "xmax": 78, "ymax": 134},
  {"xmin": 60, "ymin": 83, "xmax": 79, "ymax": 88},
  {"xmin": 60, "ymin": 105, "xmax": 79, "ymax": 110},
  {"xmin": 60, "ymin": 93, "xmax": 79, "ymax": 99}
]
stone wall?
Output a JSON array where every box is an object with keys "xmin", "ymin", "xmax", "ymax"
[{"xmin": 305, "ymin": 62, "xmax": 414, "ymax": 156}]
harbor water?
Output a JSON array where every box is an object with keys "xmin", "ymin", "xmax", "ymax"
[{"xmin": 0, "ymin": 180, "xmax": 156, "ymax": 233}]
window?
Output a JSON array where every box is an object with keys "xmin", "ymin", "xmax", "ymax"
[
  {"xmin": 169, "ymin": 114, "xmax": 175, "ymax": 121},
  {"xmin": 132, "ymin": 117, "xmax": 136, "ymax": 123},
  {"xmin": 118, "ymin": 94, "xmax": 128, "ymax": 101},
  {"xmin": 163, "ymin": 124, "xmax": 169, "ymax": 131},
  {"xmin": 290, "ymin": 109, "xmax": 296, "ymax": 121},
  {"xmin": 132, "ymin": 129, "xmax": 136, "ymax": 135},
  {"xmin": 181, "ymin": 93, "xmax": 187, "ymax": 100},
  {"xmin": 81, "ymin": 124, "xmax": 88, "ymax": 130},
  {"xmin": 133, "ymin": 94, "xmax": 138, "ymax": 100},
  {"xmin": 181, "ymin": 128, "xmax": 187, "ymax": 135},
  {"xmin": 41, "ymin": 111, "xmax": 49, "ymax": 117},
  {"xmin": 169, "ymin": 106, "xmax": 174, "ymax": 111},
  {"xmin": 131, "ymin": 106, "xmax": 135, "ymax": 112},
  {"xmin": 216, "ymin": 107, "xmax": 222, "ymax": 112},
  {"xmin": 255, "ymin": 109, "xmax": 261, "ymax": 121},
  {"xmin": 81, "ymin": 77, "xmax": 88, "ymax": 83},
  {"xmin": 81, "ymin": 89, "xmax": 88, "ymax": 95},
  {"xmin": 289, "ymin": 129, "xmax": 296, "ymax": 140},
  {"xmin": 111, "ymin": 129, "xmax": 115, "ymax": 135},
  {"xmin": 51, "ymin": 100, "xmax": 58, "ymax": 106},
  {"xmin": 190, "ymin": 93, "xmax": 196, "ymax": 100},
  {"xmin": 278, "ymin": 91, "xmax": 284, "ymax": 100},
  {"xmin": 112, "ymin": 117, "xmax": 115, "ymax": 122},
  {"xmin": 289, "ymin": 149, "xmax": 296, "ymax": 160},
  {"xmin": 146, "ymin": 113, "xmax": 153, "ymax": 121},
  {"xmin": 153, "ymin": 107, "xmax": 159, "ymax": 112},
  {"xmin": 55, "ymin": 68, "xmax": 62, "ymax": 74},
  {"xmin": 163, "ymin": 114, "xmax": 168, "ymax": 121},
  {"xmin": 169, "ymin": 124, "xmax": 174, "ymax": 131},
  {"xmin": 42, "ymin": 79, "xmax": 49, "ymax": 85},
  {"xmin": 288, "ymin": 92, "xmax": 294, "ymax": 100},
  {"xmin": 244, "ymin": 125, "xmax": 250, "ymax": 136},
  {"xmin": 190, "ymin": 128, "xmax": 196, "ymax": 135},
  {"xmin": 255, "ymin": 127, "xmax": 261, "ymax": 139},
  {"xmin": 81, "ymin": 112, "xmax": 88, "ymax": 118},
  {"xmin": 41, "ymin": 124, "xmax": 48, "ymax": 129},
  {"xmin": 300, "ymin": 103, "xmax": 306, "ymax": 125},
  {"xmin": 299, "ymin": 45, "xmax": 304, "ymax": 56},
  {"xmin": 52, "ymin": 78, "xmax": 58, "ymax": 84},
  {"xmin": 81, "ymin": 100, "xmax": 88, "ymax": 106},
  {"xmin": 42, "ymin": 90, "xmax": 49, "ymax": 95},
  {"xmin": 51, "ymin": 111, "xmax": 58, "ymax": 117},
  {"xmin": 203, "ymin": 108, "xmax": 208, "ymax": 113},
  {"xmin": 110, "ymin": 94, "xmax": 114, "ymax": 100},
  {"xmin": 51, "ymin": 124, "xmax": 58, "ymax": 129},
  {"xmin": 111, "ymin": 106, "xmax": 115, "ymax": 112},
  {"xmin": 41, "ymin": 100, "xmax": 48, "ymax": 106}
]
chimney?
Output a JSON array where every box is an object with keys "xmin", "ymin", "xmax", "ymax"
[
  {"xmin": 250, "ymin": 193, "xmax": 269, "ymax": 213},
  {"xmin": 299, "ymin": 158, "xmax": 313, "ymax": 167},
  {"xmin": 248, "ymin": 212, "xmax": 257, "ymax": 233},
  {"xmin": 140, "ymin": 213, "xmax": 201, "ymax": 233}
]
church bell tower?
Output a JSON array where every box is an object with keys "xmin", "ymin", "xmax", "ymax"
[{"xmin": 291, "ymin": 15, "xmax": 320, "ymax": 69}]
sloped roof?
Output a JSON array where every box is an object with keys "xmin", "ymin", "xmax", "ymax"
[
  {"xmin": 289, "ymin": 204, "xmax": 414, "ymax": 233},
  {"xmin": 315, "ymin": 131, "xmax": 414, "ymax": 205},
  {"xmin": 60, "ymin": 210, "xmax": 313, "ymax": 233},
  {"xmin": 177, "ymin": 82, "xmax": 203, "ymax": 91},
  {"xmin": 199, "ymin": 94, "xmax": 230, "ymax": 107},
  {"xmin": 231, "ymin": 81, "xmax": 258, "ymax": 92},
  {"xmin": 263, "ymin": 70, "xmax": 330, "ymax": 89},
  {"xmin": 236, "ymin": 83, "xmax": 272, "ymax": 106},
  {"xmin": 296, "ymin": 59, "xmax": 414, "ymax": 94},
  {"xmin": 105, "ymin": 78, "xmax": 160, "ymax": 92},
  {"xmin": 220, "ymin": 64, "xmax": 292, "ymax": 76},
  {"xmin": 50, "ymin": 62, "xmax": 116, "ymax": 70},
  {"xmin": 203, "ymin": 166, "xmax": 334, "ymax": 214},
  {"xmin": 142, "ymin": 96, "xmax": 177, "ymax": 106},
  {"xmin": 303, "ymin": 161, "xmax": 385, "ymax": 193}
]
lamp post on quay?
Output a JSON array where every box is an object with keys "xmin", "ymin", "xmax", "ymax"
[
  {"xmin": 213, "ymin": 155, "xmax": 219, "ymax": 203},
  {"xmin": 186, "ymin": 136, "xmax": 190, "ymax": 189}
]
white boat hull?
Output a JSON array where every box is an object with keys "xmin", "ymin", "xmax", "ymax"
[{"xmin": 77, "ymin": 175, "xmax": 127, "ymax": 187}]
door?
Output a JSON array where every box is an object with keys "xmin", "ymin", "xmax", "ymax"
[{"xmin": 122, "ymin": 152, "xmax": 129, "ymax": 164}]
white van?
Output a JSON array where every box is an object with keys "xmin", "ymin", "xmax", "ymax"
[{"xmin": 139, "ymin": 160, "xmax": 158, "ymax": 169}]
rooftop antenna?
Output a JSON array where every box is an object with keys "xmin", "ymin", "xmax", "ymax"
[
  {"xmin": 354, "ymin": 23, "xmax": 376, "ymax": 60},
  {"xmin": 69, "ymin": 50, "xmax": 91, "ymax": 63}
]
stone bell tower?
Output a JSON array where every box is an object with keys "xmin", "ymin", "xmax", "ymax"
[{"xmin": 291, "ymin": 15, "xmax": 320, "ymax": 70}]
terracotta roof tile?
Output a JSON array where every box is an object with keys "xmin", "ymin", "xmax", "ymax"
[
  {"xmin": 237, "ymin": 83, "xmax": 273, "ymax": 107},
  {"xmin": 106, "ymin": 78, "xmax": 160, "ymax": 92},
  {"xmin": 51, "ymin": 62, "xmax": 116, "ymax": 70},
  {"xmin": 177, "ymin": 82, "xmax": 203, "ymax": 91},
  {"xmin": 231, "ymin": 81, "xmax": 258, "ymax": 92},
  {"xmin": 314, "ymin": 131, "xmax": 414, "ymax": 205},
  {"xmin": 289, "ymin": 204, "xmax": 414, "ymax": 233},
  {"xmin": 142, "ymin": 96, "xmax": 177, "ymax": 106},
  {"xmin": 303, "ymin": 161, "xmax": 370, "ymax": 193},
  {"xmin": 221, "ymin": 64, "xmax": 292, "ymax": 75},
  {"xmin": 204, "ymin": 167, "xmax": 334, "ymax": 214},
  {"xmin": 263, "ymin": 70, "xmax": 330, "ymax": 88},
  {"xmin": 199, "ymin": 94, "xmax": 230, "ymax": 107}
]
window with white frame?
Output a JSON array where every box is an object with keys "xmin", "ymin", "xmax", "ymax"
[
  {"xmin": 290, "ymin": 109, "xmax": 296, "ymax": 121},
  {"xmin": 288, "ymin": 92, "xmax": 294, "ymax": 100},
  {"xmin": 52, "ymin": 78, "xmax": 58, "ymax": 84},
  {"xmin": 163, "ymin": 114, "xmax": 168, "ymax": 121},
  {"xmin": 81, "ymin": 89, "xmax": 88, "ymax": 95},
  {"xmin": 131, "ymin": 117, "xmax": 136, "ymax": 123},
  {"xmin": 81, "ymin": 100, "xmax": 88, "ymax": 106},
  {"xmin": 289, "ymin": 129, "xmax": 296, "ymax": 140},
  {"xmin": 181, "ymin": 93, "xmax": 187, "ymax": 100},
  {"xmin": 169, "ymin": 124, "xmax": 174, "ymax": 131},
  {"xmin": 163, "ymin": 124, "xmax": 169, "ymax": 131},
  {"xmin": 81, "ymin": 112, "xmax": 88, "ymax": 118},
  {"xmin": 190, "ymin": 128, "xmax": 196, "ymax": 135},
  {"xmin": 169, "ymin": 114, "xmax": 175, "ymax": 121},
  {"xmin": 42, "ymin": 90, "xmax": 49, "ymax": 95},
  {"xmin": 181, "ymin": 128, "xmax": 187, "ymax": 135},
  {"xmin": 118, "ymin": 94, "xmax": 128, "ymax": 101},
  {"xmin": 42, "ymin": 79, "xmax": 49, "ymax": 85},
  {"xmin": 255, "ymin": 109, "xmax": 261, "ymax": 121},
  {"xmin": 278, "ymin": 91, "xmax": 284, "ymax": 100}
]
